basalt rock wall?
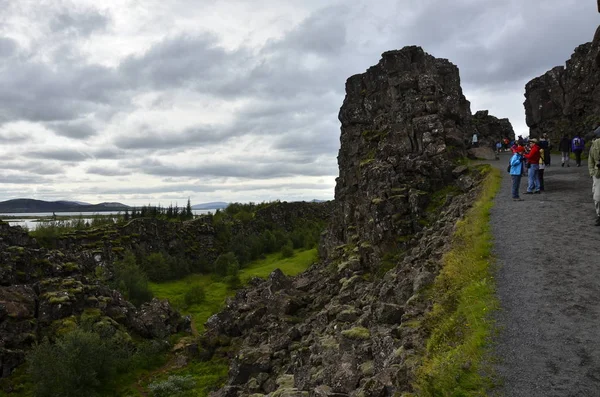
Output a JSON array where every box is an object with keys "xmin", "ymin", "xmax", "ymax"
[
  {"xmin": 204, "ymin": 47, "xmax": 488, "ymax": 397},
  {"xmin": 472, "ymin": 110, "xmax": 515, "ymax": 148},
  {"xmin": 524, "ymin": 25, "xmax": 600, "ymax": 142},
  {"xmin": 323, "ymin": 46, "xmax": 474, "ymax": 270}
]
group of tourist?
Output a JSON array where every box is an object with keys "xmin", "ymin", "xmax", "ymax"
[{"xmin": 508, "ymin": 128, "xmax": 600, "ymax": 226}]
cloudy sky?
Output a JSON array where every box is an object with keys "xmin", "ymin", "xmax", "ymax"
[{"xmin": 0, "ymin": 0, "xmax": 597, "ymax": 206}]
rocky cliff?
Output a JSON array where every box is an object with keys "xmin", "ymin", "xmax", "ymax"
[
  {"xmin": 472, "ymin": 110, "xmax": 515, "ymax": 148},
  {"xmin": 524, "ymin": 25, "xmax": 600, "ymax": 142},
  {"xmin": 203, "ymin": 46, "xmax": 489, "ymax": 397}
]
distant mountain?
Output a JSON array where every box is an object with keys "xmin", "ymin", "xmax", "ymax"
[
  {"xmin": 0, "ymin": 199, "xmax": 130, "ymax": 213},
  {"xmin": 191, "ymin": 202, "xmax": 229, "ymax": 210}
]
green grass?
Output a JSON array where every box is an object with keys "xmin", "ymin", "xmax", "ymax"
[
  {"xmin": 142, "ymin": 248, "xmax": 317, "ymax": 396},
  {"xmin": 150, "ymin": 248, "xmax": 317, "ymax": 332},
  {"xmin": 412, "ymin": 165, "xmax": 501, "ymax": 396}
]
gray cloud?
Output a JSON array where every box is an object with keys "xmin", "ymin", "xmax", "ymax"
[
  {"xmin": 25, "ymin": 148, "xmax": 89, "ymax": 162},
  {"xmin": 90, "ymin": 148, "xmax": 128, "ymax": 160},
  {"xmin": 86, "ymin": 166, "xmax": 130, "ymax": 176},
  {"xmin": 50, "ymin": 9, "xmax": 110, "ymax": 37},
  {"xmin": 0, "ymin": 130, "xmax": 31, "ymax": 143},
  {"xmin": 48, "ymin": 120, "xmax": 97, "ymax": 139},
  {"xmin": 132, "ymin": 157, "xmax": 337, "ymax": 179},
  {"xmin": 0, "ymin": 37, "xmax": 17, "ymax": 57},
  {"xmin": 119, "ymin": 33, "xmax": 241, "ymax": 90},
  {"xmin": 113, "ymin": 125, "xmax": 226, "ymax": 150},
  {"xmin": 0, "ymin": 173, "xmax": 52, "ymax": 184}
]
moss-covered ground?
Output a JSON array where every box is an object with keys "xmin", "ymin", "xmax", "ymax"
[{"xmin": 412, "ymin": 165, "xmax": 501, "ymax": 396}]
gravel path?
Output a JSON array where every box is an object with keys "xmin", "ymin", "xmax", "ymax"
[{"xmin": 490, "ymin": 152, "xmax": 600, "ymax": 397}]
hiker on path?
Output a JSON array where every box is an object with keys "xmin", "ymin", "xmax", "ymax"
[
  {"xmin": 558, "ymin": 134, "xmax": 571, "ymax": 167},
  {"xmin": 538, "ymin": 144, "xmax": 546, "ymax": 191},
  {"xmin": 572, "ymin": 134, "xmax": 586, "ymax": 167},
  {"xmin": 509, "ymin": 150, "xmax": 525, "ymax": 201},
  {"xmin": 472, "ymin": 132, "xmax": 478, "ymax": 147},
  {"xmin": 524, "ymin": 138, "xmax": 541, "ymax": 194},
  {"xmin": 588, "ymin": 127, "xmax": 600, "ymax": 226},
  {"xmin": 539, "ymin": 133, "xmax": 551, "ymax": 166}
]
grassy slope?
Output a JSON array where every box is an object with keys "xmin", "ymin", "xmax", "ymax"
[
  {"xmin": 149, "ymin": 248, "xmax": 317, "ymax": 332},
  {"xmin": 138, "ymin": 248, "xmax": 318, "ymax": 396},
  {"xmin": 412, "ymin": 165, "xmax": 501, "ymax": 396}
]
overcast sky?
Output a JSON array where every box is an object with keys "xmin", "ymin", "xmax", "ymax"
[{"xmin": 0, "ymin": 0, "xmax": 597, "ymax": 206}]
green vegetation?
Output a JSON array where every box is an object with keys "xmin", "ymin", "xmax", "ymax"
[
  {"xmin": 111, "ymin": 251, "xmax": 154, "ymax": 307},
  {"xmin": 412, "ymin": 165, "xmax": 500, "ymax": 396},
  {"xmin": 149, "ymin": 249, "xmax": 317, "ymax": 331},
  {"xmin": 341, "ymin": 326, "xmax": 371, "ymax": 340},
  {"xmin": 26, "ymin": 328, "xmax": 132, "ymax": 397}
]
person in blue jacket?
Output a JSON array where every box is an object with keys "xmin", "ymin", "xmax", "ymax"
[{"xmin": 509, "ymin": 151, "xmax": 525, "ymax": 201}]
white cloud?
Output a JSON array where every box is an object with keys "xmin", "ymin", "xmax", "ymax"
[{"xmin": 0, "ymin": 0, "xmax": 597, "ymax": 206}]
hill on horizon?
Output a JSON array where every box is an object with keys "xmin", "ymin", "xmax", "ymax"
[{"xmin": 0, "ymin": 198, "xmax": 130, "ymax": 213}]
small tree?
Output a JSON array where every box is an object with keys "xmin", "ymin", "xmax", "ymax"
[
  {"xmin": 213, "ymin": 252, "xmax": 239, "ymax": 279},
  {"xmin": 186, "ymin": 197, "xmax": 193, "ymax": 220},
  {"xmin": 113, "ymin": 252, "xmax": 153, "ymax": 306}
]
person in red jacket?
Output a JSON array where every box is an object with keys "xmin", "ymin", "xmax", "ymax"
[{"xmin": 523, "ymin": 138, "xmax": 541, "ymax": 194}]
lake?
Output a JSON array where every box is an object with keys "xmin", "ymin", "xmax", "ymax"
[{"xmin": 1, "ymin": 210, "xmax": 214, "ymax": 230}]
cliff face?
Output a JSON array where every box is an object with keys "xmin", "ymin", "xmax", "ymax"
[
  {"xmin": 204, "ymin": 47, "xmax": 487, "ymax": 397},
  {"xmin": 524, "ymin": 25, "xmax": 600, "ymax": 142},
  {"xmin": 324, "ymin": 46, "xmax": 474, "ymax": 269},
  {"xmin": 472, "ymin": 110, "xmax": 515, "ymax": 147}
]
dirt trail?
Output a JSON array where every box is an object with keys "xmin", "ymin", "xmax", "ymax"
[{"xmin": 489, "ymin": 152, "xmax": 600, "ymax": 396}]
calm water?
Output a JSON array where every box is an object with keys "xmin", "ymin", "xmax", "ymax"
[{"xmin": 1, "ymin": 210, "xmax": 213, "ymax": 230}]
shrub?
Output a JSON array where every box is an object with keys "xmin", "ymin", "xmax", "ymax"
[
  {"xmin": 142, "ymin": 252, "xmax": 171, "ymax": 282},
  {"xmin": 147, "ymin": 375, "xmax": 196, "ymax": 397},
  {"xmin": 280, "ymin": 242, "xmax": 295, "ymax": 258},
  {"xmin": 213, "ymin": 252, "xmax": 239, "ymax": 278},
  {"xmin": 183, "ymin": 285, "xmax": 206, "ymax": 307},
  {"xmin": 27, "ymin": 328, "xmax": 130, "ymax": 397},
  {"xmin": 113, "ymin": 251, "xmax": 154, "ymax": 307}
]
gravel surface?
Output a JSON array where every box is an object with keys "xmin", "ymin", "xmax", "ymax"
[{"xmin": 490, "ymin": 152, "xmax": 600, "ymax": 397}]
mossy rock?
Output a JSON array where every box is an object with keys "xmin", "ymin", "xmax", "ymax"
[{"xmin": 341, "ymin": 326, "xmax": 371, "ymax": 340}]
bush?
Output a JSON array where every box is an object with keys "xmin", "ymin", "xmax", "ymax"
[
  {"xmin": 113, "ymin": 251, "xmax": 153, "ymax": 307},
  {"xmin": 213, "ymin": 252, "xmax": 239, "ymax": 278},
  {"xmin": 183, "ymin": 285, "xmax": 206, "ymax": 307},
  {"xmin": 142, "ymin": 252, "xmax": 171, "ymax": 282},
  {"xmin": 280, "ymin": 242, "xmax": 295, "ymax": 258},
  {"xmin": 147, "ymin": 375, "xmax": 196, "ymax": 397},
  {"xmin": 27, "ymin": 328, "xmax": 130, "ymax": 397}
]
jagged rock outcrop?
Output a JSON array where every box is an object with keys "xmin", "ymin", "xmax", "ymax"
[
  {"xmin": 472, "ymin": 110, "xmax": 515, "ymax": 148},
  {"xmin": 204, "ymin": 46, "xmax": 488, "ymax": 397},
  {"xmin": 0, "ymin": 221, "xmax": 190, "ymax": 378},
  {"xmin": 524, "ymin": 25, "xmax": 600, "ymax": 142}
]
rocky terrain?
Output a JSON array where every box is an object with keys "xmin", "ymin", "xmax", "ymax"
[
  {"xmin": 0, "ymin": 221, "xmax": 190, "ymax": 378},
  {"xmin": 202, "ymin": 46, "xmax": 494, "ymax": 397},
  {"xmin": 0, "ymin": 200, "xmax": 332, "ymax": 381},
  {"xmin": 524, "ymin": 25, "xmax": 600, "ymax": 142}
]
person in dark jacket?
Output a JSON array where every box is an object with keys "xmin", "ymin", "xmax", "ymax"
[
  {"xmin": 538, "ymin": 133, "xmax": 551, "ymax": 166},
  {"xmin": 558, "ymin": 134, "xmax": 571, "ymax": 167},
  {"xmin": 524, "ymin": 138, "xmax": 541, "ymax": 194},
  {"xmin": 572, "ymin": 134, "xmax": 586, "ymax": 167}
]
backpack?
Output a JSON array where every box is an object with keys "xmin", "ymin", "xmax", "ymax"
[{"xmin": 573, "ymin": 137, "xmax": 581, "ymax": 147}]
